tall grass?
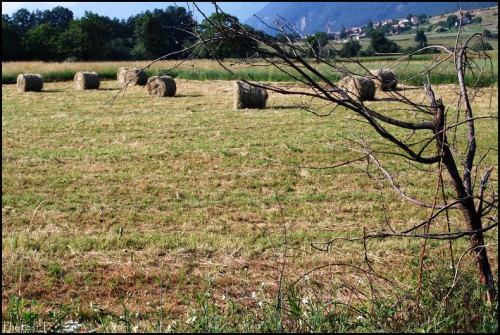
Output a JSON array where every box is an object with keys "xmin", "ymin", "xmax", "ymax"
[{"xmin": 3, "ymin": 56, "xmax": 498, "ymax": 86}]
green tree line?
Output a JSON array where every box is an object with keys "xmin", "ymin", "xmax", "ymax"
[
  {"xmin": 6, "ymin": 5, "xmax": 488, "ymax": 62},
  {"xmin": 2, "ymin": 6, "xmax": 197, "ymax": 61},
  {"xmin": 2, "ymin": 6, "xmax": 198, "ymax": 61},
  {"xmin": 0, "ymin": 5, "xmax": 414, "ymax": 62}
]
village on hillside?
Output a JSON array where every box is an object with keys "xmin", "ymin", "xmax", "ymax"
[{"xmin": 322, "ymin": 10, "xmax": 478, "ymax": 43}]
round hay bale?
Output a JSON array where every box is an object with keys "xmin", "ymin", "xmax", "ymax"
[
  {"xmin": 370, "ymin": 69, "xmax": 397, "ymax": 91},
  {"xmin": 338, "ymin": 75, "xmax": 376, "ymax": 101},
  {"xmin": 234, "ymin": 81, "xmax": 268, "ymax": 109},
  {"xmin": 117, "ymin": 67, "xmax": 131, "ymax": 83},
  {"xmin": 124, "ymin": 68, "xmax": 148, "ymax": 86},
  {"xmin": 74, "ymin": 71, "xmax": 100, "ymax": 90},
  {"xmin": 146, "ymin": 76, "xmax": 176, "ymax": 97},
  {"xmin": 17, "ymin": 73, "xmax": 43, "ymax": 92}
]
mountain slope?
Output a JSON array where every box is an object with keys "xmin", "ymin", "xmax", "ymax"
[{"xmin": 245, "ymin": 2, "xmax": 498, "ymax": 35}]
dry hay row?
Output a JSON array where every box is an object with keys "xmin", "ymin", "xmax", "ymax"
[
  {"xmin": 16, "ymin": 68, "xmax": 401, "ymax": 108},
  {"xmin": 234, "ymin": 81, "xmax": 268, "ymax": 109},
  {"xmin": 337, "ymin": 75, "xmax": 376, "ymax": 101},
  {"xmin": 117, "ymin": 67, "xmax": 131, "ymax": 84},
  {"xmin": 74, "ymin": 71, "xmax": 100, "ymax": 90},
  {"xmin": 123, "ymin": 68, "xmax": 148, "ymax": 86},
  {"xmin": 369, "ymin": 69, "xmax": 398, "ymax": 91},
  {"xmin": 17, "ymin": 73, "xmax": 43, "ymax": 92},
  {"xmin": 146, "ymin": 75, "xmax": 177, "ymax": 97}
]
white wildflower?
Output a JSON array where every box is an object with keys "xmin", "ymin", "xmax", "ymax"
[
  {"xmin": 301, "ymin": 297, "xmax": 309, "ymax": 304},
  {"xmin": 251, "ymin": 291, "xmax": 257, "ymax": 299},
  {"xmin": 61, "ymin": 321, "xmax": 83, "ymax": 333}
]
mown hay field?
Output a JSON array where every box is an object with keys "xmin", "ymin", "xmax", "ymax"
[{"xmin": 2, "ymin": 71, "xmax": 498, "ymax": 331}]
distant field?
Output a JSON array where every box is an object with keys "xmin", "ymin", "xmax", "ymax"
[
  {"xmin": 359, "ymin": 5, "xmax": 499, "ymax": 55},
  {"xmin": 2, "ymin": 74, "xmax": 498, "ymax": 331},
  {"xmin": 387, "ymin": 27, "xmax": 498, "ymax": 50},
  {"xmin": 2, "ymin": 54, "xmax": 498, "ymax": 87},
  {"xmin": 2, "ymin": 5, "xmax": 498, "ymax": 88},
  {"xmin": 355, "ymin": 24, "xmax": 498, "ymax": 51},
  {"xmin": 427, "ymin": 4, "xmax": 498, "ymax": 27}
]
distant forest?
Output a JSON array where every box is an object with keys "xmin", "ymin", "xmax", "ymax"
[
  {"xmin": 2, "ymin": 4, "xmax": 491, "ymax": 62},
  {"xmin": 0, "ymin": 5, "xmax": 401, "ymax": 62},
  {"xmin": 2, "ymin": 5, "xmax": 223, "ymax": 61}
]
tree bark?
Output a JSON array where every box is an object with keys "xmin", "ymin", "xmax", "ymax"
[{"xmin": 432, "ymin": 97, "xmax": 497, "ymax": 304}]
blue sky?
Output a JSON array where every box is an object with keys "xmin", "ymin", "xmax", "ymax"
[
  {"xmin": 2, "ymin": 2, "xmax": 78, "ymax": 13},
  {"xmin": 1, "ymin": 2, "xmax": 269, "ymax": 22}
]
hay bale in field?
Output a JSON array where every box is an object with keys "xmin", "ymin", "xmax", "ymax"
[
  {"xmin": 370, "ymin": 68, "xmax": 397, "ymax": 91},
  {"xmin": 338, "ymin": 75, "xmax": 376, "ymax": 101},
  {"xmin": 234, "ymin": 81, "xmax": 268, "ymax": 109},
  {"xmin": 124, "ymin": 68, "xmax": 148, "ymax": 86},
  {"xmin": 146, "ymin": 75, "xmax": 176, "ymax": 97},
  {"xmin": 17, "ymin": 73, "xmax": 43, "ymax": 92},
  {"xmin": 117, "ymin": 67, "xmax": 131, "ymax": 83},
  {"xmin": 74, "ymin": 71, "xmax": 100, "ymax": 90}
]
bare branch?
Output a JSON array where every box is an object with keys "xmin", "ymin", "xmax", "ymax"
[
  {"xmin": 311, "ymin": 222, "xmax": 499, "ymax": 251},
  {"xmin": 192, "ymin": 2, "xmax": 497, "ymax": 302}
]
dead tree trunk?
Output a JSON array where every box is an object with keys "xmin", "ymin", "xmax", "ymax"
[
  {"xmin": 428, "ymin": 83, "xmax": 497, "ymax": 304},
  {"xmin": 193, "ymin": 2, "xmax": 498, "ymax": 305}
]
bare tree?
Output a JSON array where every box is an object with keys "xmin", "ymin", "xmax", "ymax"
[{"xmin": 190, "ymin": 3, "xmax": 498, "ymax": 303}]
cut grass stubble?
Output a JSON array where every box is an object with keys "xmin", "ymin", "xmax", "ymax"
[{"xmin": 2, "ymin": 78, "xmax": 498, "ymax": 331}]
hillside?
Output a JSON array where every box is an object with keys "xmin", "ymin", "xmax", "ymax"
[{"xmin": 245, "ymin": 2, "xmax": 498, "ymax": 35}]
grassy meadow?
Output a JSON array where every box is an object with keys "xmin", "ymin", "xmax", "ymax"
[
  {"xmin": 1, "ymin": 59, "xmax": 498, "ymax": 332},
  {"xmin": 2, "ymin": 51, "xmax": 498, "ymax": 87}
]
